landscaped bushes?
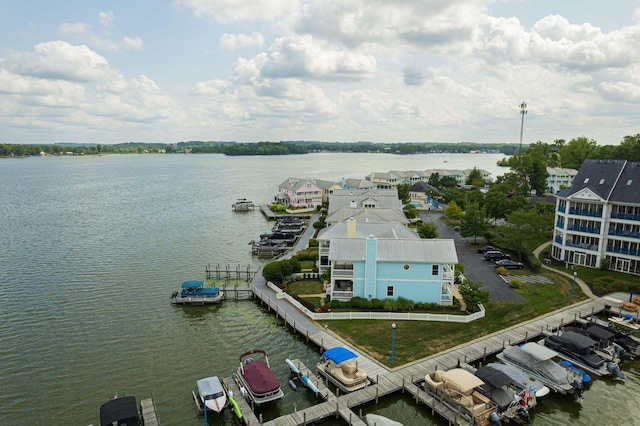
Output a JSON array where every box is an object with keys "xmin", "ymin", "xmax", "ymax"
[
  {"xmin": 327, "ymin": 296, "xmax": 457, "ymax": 312},
  {"xmin": 525, "ymin": 255, "xmax": 541, "ymax": 272}
]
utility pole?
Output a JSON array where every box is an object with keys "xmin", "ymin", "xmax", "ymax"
[{"xmin": 519, "ymin": 101, "xmax": 527, "ymax": 154}]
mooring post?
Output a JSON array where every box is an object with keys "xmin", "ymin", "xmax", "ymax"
[
  {"xmin": 483, "ymin": 347, "xmax": 487, "ymax": 362},
  {"xmin": 402, "ymin": 377, "xmax": 405, "ymax": 394},
  {"xmin": 525, "ymin": 331, "xmax": 528, "ymax": 342},
  {"xmin": 336, "ymin": 401, "xmax": 339, "ymax": 418},
  {"xmin": 306, "ymin": 329, "xmax": 309, "ymax": 342},
  {"xmin": 375, "ymin": 385, "xmax": 379, "ymax": 404},
  {"xmin": 303, "ymin": 412, "xmax": 306, "ymax": 426},
  {"xmin": 259, "ymin": 413, "xmax": 262, "ymax": 424}
]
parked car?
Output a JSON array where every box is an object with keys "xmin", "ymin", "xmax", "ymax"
[
  {"xmin": 495, "ymin": 259, "xmax": 524, "ymax": 269},
  {"xmin": 476, "ymin": 245, "xmax": 497, "ymax": 254},
  {"xmin": 484, "ymin": 251, "xmax": 511, "ymax": 261}
]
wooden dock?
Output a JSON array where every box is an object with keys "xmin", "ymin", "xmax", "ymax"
[
  {"xmin": 140, "ymin": 397, "xmax": 159, "ymax": 426},
  {"xmin": 222, "ymin": 377, "xmax": 262, "ymax": 426}
]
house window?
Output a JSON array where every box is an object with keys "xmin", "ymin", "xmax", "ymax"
[
  {"xmin": 432, "ymin": 265, "xmax": 439, "ymax": 275},
  {"xmin": 387, "ymin": 286, "xmax": 394, "ymax": 297},
  {"xmin": 403, "ymin": 264, "xmax": 410, "ymax": 270}
]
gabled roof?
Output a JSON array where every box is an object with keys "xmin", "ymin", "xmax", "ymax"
[
  {"xmin": 326, "ymin": 208, "xmax": 409, "ymax": 224},
  {"xmin": 277, "ymin": 177, "xmax": 319, "ymax": 192},
  {"xmin": 342, "ymin": 178, "xmax": 376, "ymax": 189},
  {"xmin": 317, "ymin": 220, "xmax": 419, "ymax": 240},
  {"xmin": 329, "ymin": 237, "xmax": 458, "ymax": 263},
  {"xmin": 328, "ymin": 189, "xmax": 402, "ymax": 213},
  {"xmin": 409, "ymin": 181, "xmax": 439, "ymax": 193},
  {"xmin": 313, "ymin": 179, "xmax": 340, "ymax": 190},
  {"xmin": 556, "ymin": 160, "xmax": 640, "ymax": 204}
]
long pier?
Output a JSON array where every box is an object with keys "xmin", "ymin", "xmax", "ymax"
[{"xmin": 248, "ymin": 268, "xmax": 627, "ymax": 425}]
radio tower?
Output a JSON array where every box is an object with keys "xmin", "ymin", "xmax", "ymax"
[{"xmin": 518, "ymin": 101, "xmax": 527, "ymax": 154}]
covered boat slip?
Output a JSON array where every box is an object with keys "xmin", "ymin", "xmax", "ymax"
[
  {"xmin": 238, "ymin": 349, "xmax": 284, "ymax": 405},
  {"xmin": 319, "ymin": 347, "xmax": 369, "ymax": 392},
  {"xmin": 542, "ymin": 331, "xmax": 617, "ymax": 376},
  {"xmin": 497, "ymin": 342, "xmax": 579, "ymax": 394}
]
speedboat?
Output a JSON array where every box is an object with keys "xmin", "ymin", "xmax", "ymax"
[
  {"xmin": 473, "ymin": 365, "xmax": 533, "ymax": 424},
  {"xmin": 318, "ymin": 347, "xmax": 369, "ymax": 393},
  {"xmin": 236, "ymin": 349, "xmax": 284, "ymax": 405},
  {"xmin": 424, "ymin": 368, "xmax": 501, "ymax": 426},
  {"xmin": 170, "ymin": 280, "xmax": 224, "ymax": 305},
  {"xmin": 100, "ymin": 395, "xmax": 141, "ymax": 426},
  {"xmin": 496, "ymin": 342, "xmax": 584, "ymax": 396},
  {"xmin": 542, "ymin": 331, "xmax": 624, "ymax": 378},
  {"xmin": 486, "ymin": 362, "xmax": 550, "ymax": 398},
  {"xmin": 193, "ymin": 376, "xmax": 227, "ymax": 414}
]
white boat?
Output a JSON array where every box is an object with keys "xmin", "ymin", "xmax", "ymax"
[
  {"xmin": 486, "ymin": 362, "xmax": 550, "ymax": 398},
  {"xmin": 317, "ymin": 347, "xmax": 369, "ymax": 393},
  {"xmin": 236, "ymin": 349, "xmax": 284, "ymax": 405},
  {"xmin": 424, "ymin": 368, "xmax": 501, "ymax": 426},
  {"xmin": 609, "ymin": 314, "xmax": 640, "ymax": 331},
  {"xmin": 365, "ymin": 413, "xmax": 403, "ymax": 426},
  {"xmin": 496, "ymin": 342, "xmax": 584, "ymax": 396},
  {"xmin": 194, "ymin": 376, "xmax": 227, "ymax": 414},
  {"xmin": 170, "ymin": 280, "xmax": 224, "ymax": 305}
]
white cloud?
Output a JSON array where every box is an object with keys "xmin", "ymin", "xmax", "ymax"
[
  {"xmin": 98, "ymin": 11, "xmax": 115, "ymax": 28},
  {"xmin": 219, "ymin": 32, "xmax": 264, "ymax": 50},
  {"xmin": 59, "ymin": 18, "xmax": 145, "ymax": 52},
  {"xmin": 5, "ymin": 41, "xmax": 115, "ymax": 82},
  {"xmin": 175, "ymin": 0, "xmax": 300, "ymax": 22}
]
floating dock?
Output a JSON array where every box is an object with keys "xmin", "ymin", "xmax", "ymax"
[
  {"xmin": 140, "ymin": 398, "xmax": 159, "ymax": 426},
  {"xmin": 232, "ymin": 199, "xmax": 256, "ymax": 211}
]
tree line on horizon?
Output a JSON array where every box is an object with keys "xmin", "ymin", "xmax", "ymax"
[{"xmin": 1, "ymin": 133, "xmax": 638, "ymax": 160}]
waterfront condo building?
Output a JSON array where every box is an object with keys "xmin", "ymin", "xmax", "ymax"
[{"xmin": 552, "ymin": 159, "xmax": 640, "ymax": 276}]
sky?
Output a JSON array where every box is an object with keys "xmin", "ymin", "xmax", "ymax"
[{"xmin": 1, "ymin": 1, "xmax": 640, "ymax": 145}]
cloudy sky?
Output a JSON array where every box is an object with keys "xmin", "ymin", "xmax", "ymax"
[{"xmin": 2, "ymin": 1, "xmax": 640, "ymax": 145}]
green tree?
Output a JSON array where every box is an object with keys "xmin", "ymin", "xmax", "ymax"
[
  {"xmin": 397, "ymin": 183, "xmax": 410, "ymax": 204},
  {"xmin": 445, "ymin": 201, "xmax": 463, "ymax": 221},
  {"xmin": 404, "ymin": 203, "xmax": 418, "ymax": 219},
  {"xmin": 495, "ymin": 209, "xmax": 553, "ymax": 260},
  {"xmin": 617, "ymin": 134, "xmax": 640, "ymax": 161},
  {"xmin": 465, "ymin": 167, "xmax": 486, "ymax": 187},
  {"xmin": 461, "ymin": 202, "xmax": 489, "ymax": 243},
  {"xmin": 417, "ymin": 223, "xmax": 438, "ymax": 238},
  {"xmin": 559, "ymin": 137, "xmax": 598, "ymax": 169},
  {"xmin": 484, "ymin": 191, "xmax": 509, "ymax": 225},
  {"xmin": 458, "ymin": 279, "xmax": 490, "ymax": 311}
]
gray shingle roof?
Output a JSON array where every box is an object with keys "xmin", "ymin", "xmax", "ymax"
[
  {"xmin": 317, "ymin": 221, "xmax": 419, "ymax": 240},
  {"xmin": 558, "ymin": 159, "xmax": 640, "ymax": 204}
]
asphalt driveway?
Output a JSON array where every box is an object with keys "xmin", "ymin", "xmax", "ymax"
[{"xmin": 419, "ymin": 211, "xmax": 523, "ymax": 302}]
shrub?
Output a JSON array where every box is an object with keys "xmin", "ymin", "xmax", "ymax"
[
  {"xmin": 370, "ymin": 299, "xmax": 383, "ymax": 310},
  {"xmin": 509, "ymin": 278, "xmax": 523, "ymax": 289},
  {"xmin": 526, "ymin": 255, "xmax": 541, "ymax": 273},
  {"xmin": 396, "ymin": 297, "xmax": 415, "ymax": 311},
  {"xmin": 600, "ymin": 258, "xmax": 610, "ymax": 271},
  {"xmin": 349, "ymin": 297, "xmax": 371, "ymax": 309},
  {"xmin": 308, "ymin": 238, "xmax": 319, "ymax": 248},
  {"xmin": 496, "ymin": 266, "xmax": 509, "ymax": 276},
  {"xmin": 382, "ymin": 298, "xmax": 399, "ymax": 311}
]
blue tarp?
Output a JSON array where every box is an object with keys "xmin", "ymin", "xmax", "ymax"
[
  {"xmin": 181, "ymin": 280, "xmax": 204, "ymax": 289},
  {"xmin": 323, "ymin": 347, "xmax": 357, "ymax": 364}
]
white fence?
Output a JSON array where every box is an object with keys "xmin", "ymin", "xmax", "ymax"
[{"xmin": 264, "ymin": 282, "xmax": 485, "ymax": 322}]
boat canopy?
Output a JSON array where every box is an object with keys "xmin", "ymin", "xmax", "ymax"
[
  {"xmin": 441, "ymin": 368, "xmax": 484, "ymax": 394},
  {"xmin": 475, "ymin": 366, "xmax": 512, "ymax": 389},
  {"xmin": 323, "ymin": 347, "xmax": 358, "ymax": 364},
  {"xmin": 99, "ymin": 396, "xmax": 140, "ymax": 426},
  {"xmin": 521, "ymin": 342, "xmax": 560, "ymax": 361},
  {"xmin": 559, "ymin": 331, "xmax": 597, "ymax": 350},
  {"xmin": 584, "ymin": 326, "xmax": 615, "ymax": 341},
  {"xmin": 197, "ymin": 376, "xmax": 225, "ymax": 400},
  {"xmin": 198, "ymin": 287, "xmax": 220, "ymax": 296},
  {"xmin": 181, "ymin": 280, "xmax": 204, "ymax": 289}
]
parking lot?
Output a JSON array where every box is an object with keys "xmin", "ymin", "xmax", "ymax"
[{"xmin": 419, "ymin": 211, "xmax": 524, "ymax": 302}]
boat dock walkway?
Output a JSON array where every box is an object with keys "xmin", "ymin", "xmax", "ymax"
[
  {"xmin": 222, "ymin": 377, "xmax": 262, "ymax": 426},
  {"xmin": 140, "ymin": 398, "xmax": 159, "ymax": 426},
  {"xmin": 249, "ymin": 264, "xmax": 619, "ymax": 425}
]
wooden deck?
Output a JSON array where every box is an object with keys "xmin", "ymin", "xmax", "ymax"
[{"xmin": 222, "ymin": 377, "xmax": 262, "ymax": 426}]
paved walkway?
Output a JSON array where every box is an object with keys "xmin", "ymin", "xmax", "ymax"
[{"xmin": 533, "ymin": 241, "xmax": 596, "ymax": 299}]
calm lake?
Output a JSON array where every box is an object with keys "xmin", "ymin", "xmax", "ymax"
[{"xmin": 1, "ymin": 153, "xmax": 639, "ymax": 425}]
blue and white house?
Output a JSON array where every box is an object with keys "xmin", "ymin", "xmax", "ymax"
[{"xmin": 328, "ymin": 236, "xmax": 458, "ymax": 306}]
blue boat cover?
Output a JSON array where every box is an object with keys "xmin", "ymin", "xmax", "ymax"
[
  {"xmin": 323, "ymin": 347, "xmax": 357, "ymax": 364},
  {"xmin": 198, "ymin": 287, "xmax": 220, "ymax": 296},
  {"xmin": 181, "ymin": 280, "xmax": 204, "ymax": 289}
]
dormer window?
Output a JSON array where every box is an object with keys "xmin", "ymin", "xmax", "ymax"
[
  {"xmin": 584, "ymin": 178, "xmax": 589, "ymax": 183},
  {"xmin": 628, "ymin": 180, "xmax": 633, "ymax": 185},
  {"xmin": 599, "ymin": 179, "xmax": 605, "ymax": 184}
]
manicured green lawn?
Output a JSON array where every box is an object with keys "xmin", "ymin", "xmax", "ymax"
[
  {"xmin": 287, "ymin": 279, "xmax": 324, "ymax": 295},
  {"xmin": 326, "ymin": 271, "xmax": 586, "ymax": 366},
  {"xmin": 301, "ymin": 296, "xmax": 323, "ymax": 309},
  {"xmin": 299, "ymin": 260, "xmax": 316, "ymax": 270}
]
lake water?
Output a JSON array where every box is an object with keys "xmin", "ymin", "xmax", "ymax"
[{"xmin": 1, "ymin": 153, "xmax": 639, "ymax": 425}]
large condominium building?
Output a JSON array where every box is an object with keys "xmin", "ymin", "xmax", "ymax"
[{"xmin": 552, "ymin": 160, "xmax": 640, "ymax": 276}]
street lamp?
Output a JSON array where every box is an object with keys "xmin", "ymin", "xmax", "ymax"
[
  {"xmin": 390, "ymin": 323, "xmax": 396, "ymax": 363},
  {"xmin": 571, "ymin": 271, "xmax": 577, "ymax": 301}
]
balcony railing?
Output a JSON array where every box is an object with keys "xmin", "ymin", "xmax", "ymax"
[
  {"xmin": 554, "ymin": 236, "xmax": 563, "ymax": 244},
  {"xmin": 568, "ymin": 208, "xmax": 603, "ymax": 218},
  {"xmin": 566, "ymin": 240, "xmax": 598, "ymax": 251},
  {"xmin": 558, "ymin": 206, "xmax": 566, "ymax": 213},
  {"xmin": 611, "ymin": 212, "xmax": 640, "ymax": 221},
  {"xmin": 331, "ymin": 290, "xmax": 354, "ymax": 300},
  {"xmin": 608, "ymin": 229, "xmax": 640, "ymax": 239},
  {"xmin": 567, "ymin": 225, "xmax": 600, "ymax": 234},
  {"xmin": 556, "ymin": 221, "xmax": 565, "ymax": 229},
  {"xmin": 607, "ymin": 246, "xmax": 640, "ymax": 257},
  {"xmin": 333, "ymin": 269, "xmax": 354, "ymax": 277}
]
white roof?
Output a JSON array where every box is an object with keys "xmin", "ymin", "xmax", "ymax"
[
  {"xmin": 329, "ymin": 237, "xmax": 458, "ymax": 263},
  {"xmin": 521, "ymin": 342, "xmax": 559, "ymax": 361}
]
